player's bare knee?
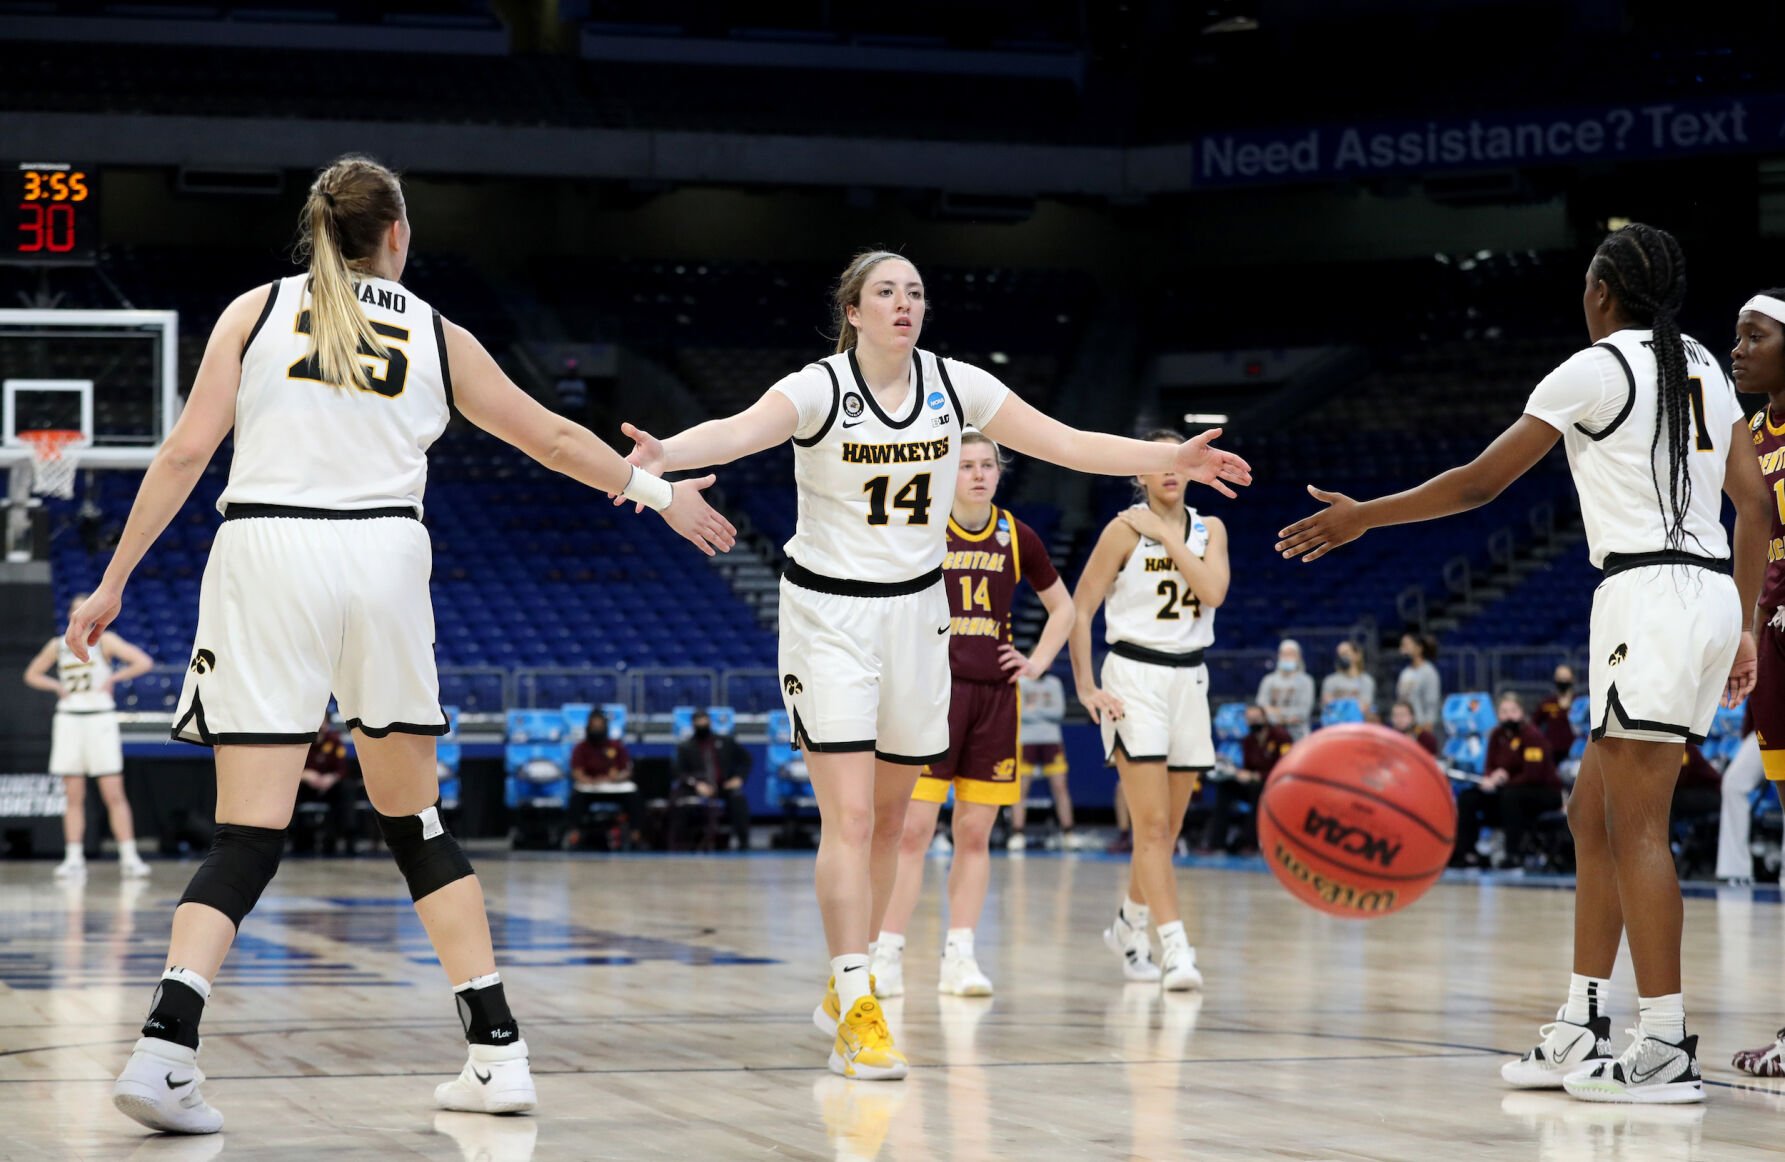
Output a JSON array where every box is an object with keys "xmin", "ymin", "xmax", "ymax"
[
  {"xmin": 952, "ymin": 812, "xmax": 995, "ymax": 849},
  {"xmin": 897, "ymin": 814, "xmax": 933, "ymax": 856},
  {"xmin": 180, "ymin": 823, "xmax": 287, "ymax": 928},
  {"xmin": 376, "ymin": 802, "xmax": 474, "ymax": 902}
]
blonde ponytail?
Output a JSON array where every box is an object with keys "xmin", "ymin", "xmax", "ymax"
[{"xmin": 294, "ymin": 156, "xmax": 404, "ymax": 391}]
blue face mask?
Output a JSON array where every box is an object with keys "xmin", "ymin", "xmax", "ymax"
[{"xmin": 1277, "ymin": 658, "xmax": 1296, "ymax": 673}]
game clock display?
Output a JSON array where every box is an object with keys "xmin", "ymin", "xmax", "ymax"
[{"xmin": 5, "ymin": 163, "xmax": 98, "ymax": 265}]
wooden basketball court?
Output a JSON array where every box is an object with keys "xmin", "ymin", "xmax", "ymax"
[{"xmin": 2, "ymin": 850, "xmax": 1782, "ymax": 1160}]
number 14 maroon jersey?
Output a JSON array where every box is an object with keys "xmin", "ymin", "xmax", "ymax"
[{"xmin": 942, "ymin": 507, "xmax": 1059, "ymax": 683}]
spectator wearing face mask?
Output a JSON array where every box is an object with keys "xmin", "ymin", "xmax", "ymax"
[
  {"xmin": 1256, "ymin": 639, "xmax": 1316, "ymax": 740},
  {"xmin": 1395, "ymin": 632, "xmax": 1442, "ymax": 732},
  {"xmin": 1532, "ymin": 665, "xmax": 1579, "ymax": 763},
  {"xmin": 1204, "ymin": 704, "xmax": 1293, "ymax": 853},
  {"xmin": 1450, "ymin": 691, "xmax": 1561, "ymax": 869},
  {"xmin": 1320, "ymin": 640, "xmax": 1376, "ymax": 717},
  {"xmin": 672, "ymin": 710, "xmax": 753, "ymax": 851},
  {"xmin": 1388, "ymin": 700, "xmax": 1441, "ymax": 756}
]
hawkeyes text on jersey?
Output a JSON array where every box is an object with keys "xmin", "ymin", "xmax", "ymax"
[
  {"xmin": 771, "ymin": 347, "xmax": 1011, "ymax": 584},
  {"xmin": 216, "ymin": 274, "xmax": 453, "ymax": 516},
  {"xmin": 1103, "ymin": 506, "xmax": 1217, "ymax": 654}
]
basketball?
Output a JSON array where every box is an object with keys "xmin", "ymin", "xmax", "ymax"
[{"xmin": 1257, "ymin": 724, "xmax": 1456, "ymax": 919}]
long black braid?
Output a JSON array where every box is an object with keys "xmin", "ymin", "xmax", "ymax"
[{"xmin": 1589, "ymin": 224, "xmax": 1698, "ymax": 552}]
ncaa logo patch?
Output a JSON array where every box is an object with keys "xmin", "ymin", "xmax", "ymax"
[
  {"xmin": 926, "ymin": 391, "xmax": 946, "ymax": 411},
  {"xmin": 843, "ymin": 392, "xmax": 865, "ymax": 419},
  {"xmin": 996, "ymin": 516, "xmax": 1011, "ymax": 546}
]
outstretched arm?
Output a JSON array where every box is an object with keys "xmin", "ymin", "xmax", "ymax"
[
  {"xmin": 68, "ymin": 287, "xmax": 260, "ymax": 659},
  {"xmin": 1275, "ymin": 415, "xmax": 1560, "ymax": 563},
  {"xmin": 626, "ymin": 392, "xmax": 801, "ymax": 476},
  {"xmin": 981, "ymin": 394, "xmax": 1252, "ymax": 497}
]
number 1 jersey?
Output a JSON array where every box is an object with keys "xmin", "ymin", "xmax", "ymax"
[
  {"xmin": 218, "ymin": 275, "xmax": 452, "ymax": 515},
  {"xmin": 771, "ymin": 347, "xmax": 1009, "ymax": 583}
]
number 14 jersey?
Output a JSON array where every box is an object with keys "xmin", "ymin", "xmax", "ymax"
[
  {"xmin": 771, "ymin": 347, "xmax": 1009, "ymax": 583},
  {"xmin": 1103, "ymin": 505, "xmax": 1217, "ymax": 654}
]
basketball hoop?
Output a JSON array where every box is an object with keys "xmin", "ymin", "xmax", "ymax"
[{"xmin": 19, "ymin": 430, "xmax": 84, "ymax": 499}]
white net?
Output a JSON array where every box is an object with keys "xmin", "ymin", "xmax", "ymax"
[{"xmin": 22, "ymin": 431, "xmax": 83, "ymax": 499}]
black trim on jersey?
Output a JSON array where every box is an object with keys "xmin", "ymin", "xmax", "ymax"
[
  {"xmin": 54, "ymin": 708, "xmax": 115, "ymax": 716},
  {"xmin": 223, "ymin": 504, "xmax": 419, "ymax": 522},
  {"xmin": 792, "ymin": 361, "xmax": 843, "ymax": 448},
  {"xmin": 170, "ymin": 689, "xmax": 315, "ymax": 748},
  {"xmin": 1601, "ymin": 550, "xmax": 1731, "ymax": 579},
  {"xmin": 432, "ymin": 309, "xmax": 454, "ymax": 414},
  {"xmin": 876, "ymin": 747, "xmax": 949, "ymax": 766},
  {"xmin": 1168, "ymin": 765, "xmax": 1214, "ymax": 775},
  {"xmin": 848, "ymin": 346, "xmax": 926, "ymax": 430},
  {"xmin": 934, "ymin": 356, "xmax": 968, "ymax": 429},
  {"xmin": 241, "ymin": 281, "xmax": 280, "ymax": 357},
  {"xmin": 784, "ymin": 559, "xmax": 942, "ymax": 598},
  {"xmin": 1591, "ymin": 684, "xmax": 1705, "ymax": 746},
  {"xmin": 790, "ymin": 707, "xmax": 875, "ymax": 754},
  {"xmin": 1105, "ymin": 733, "xmax": 1167, "ymax": 766},
  {"xmin": 347, "ymin": 715, "xmax": 450, "ymax": 739},
  {"xmin": 1110, "ymin": 641, "xmax": 1206, "ymax": 668},
  {"xmin": 1574, "ymin": 343, "xmax": 1638, "ymax": 442}
]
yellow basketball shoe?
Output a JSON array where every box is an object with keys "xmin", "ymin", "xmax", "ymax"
[
  {"xmin": 812, "ymin": 973, "xmax": 879, "ymax": 1036},
  {"xmin": 829, "ymin": 996, "xmax": 909, "ymax": 1081}
]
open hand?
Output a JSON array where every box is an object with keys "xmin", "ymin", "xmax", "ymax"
[
  {"xmin": 1725, "ymin": 630, "xmax": 1758, "ymax": 707},
  {"xmin": 659, "ymin": 475, "xmax": 737, "ymax": 557},
  {"xmin": 1079, "ymin": 686, "xmax": 1125, "ymax": 725},
  {"xmin": 1118, "ymin": 507, "xmax": 1175, "ymax": 544},
  {"xmin": 65, "ymin": 587, "xmax": 120, "ymax": 662},
  {"xmin": 1275, "ymin": 485, "xmax": 1366, "ymax": 562},
  {"xmin": 998, "ymin": 644, "xmax": 1036, "ymax": 684},
  {"xmin": 1173, "ymin": 428, "xmax": 1252, "ymax": 499},
  {"xmin": 612, "ymin": 422, "xmax": 667, "ymax": 511}
]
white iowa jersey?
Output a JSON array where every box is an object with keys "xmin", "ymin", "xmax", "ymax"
[
  {"xmin": 55, "ymin": 638, "xmax": 114, "ymax": 712},
  {"xmin": 1104, "ymin": 505, "xmax": 1216, "ymax": 654},
  {"xmin": 772, "ymin": 348, "xmax": 1009, "ymax": 583},
  {"xmin": 217, "ymin": 275, "xmax": 452, "ymax": 515},
  {"xmin": 1524, "ymin": 328, "xmax": 1738, "ymax": 568}
]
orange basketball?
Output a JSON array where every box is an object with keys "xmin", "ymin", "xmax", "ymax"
[{"xmin": 1256, "ymin": 723, "xmax": 1456, "ymax": 918}]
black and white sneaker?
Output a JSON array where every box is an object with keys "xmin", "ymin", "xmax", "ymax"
[
  {"xmin": 1501, "ymin": 1010, "xmax": 1614, "ymax": 1088},
  {"xmin": 1563, "ymin": 1029, "xmax": 1704, "ymax": 1104}
]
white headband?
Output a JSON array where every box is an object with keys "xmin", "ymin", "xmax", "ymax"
[{"xmin": 1742, "ymin": 295, "xmax": 1785, "ymax": 326}]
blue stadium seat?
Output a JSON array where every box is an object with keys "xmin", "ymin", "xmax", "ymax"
[{"xmin": 437, "ymin": 705, "xmax": 462, "ymax": 811}]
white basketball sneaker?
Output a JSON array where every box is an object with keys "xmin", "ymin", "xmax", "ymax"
[
  {"xmin": 1501, "ymin": 1010, "xmax": 1614, "ymax": 1089},
  {"xmin": 1160, "ymin": 944, "xmax": 1203, "ymax": 992},
  {"xmin": 870, "ymin": 944, "xmax": 905, "ymax": 999},
  {"xmin": 1103, "ymin": 911, "xmax": 1162, "ymax": 983},
  {"xmin": 1563, "ymin": 1029, "xmax": 1704, "ymax": 1104},
  {"xmin": 435, "ymin": 1040, "xmax": 537, "ymax": 1115},
  {"xmin": 938, "ymin": 952, "xmax": 993, "ymax": 997},
  {"xmin": 112, "ymin": 1037, "xmax": 223, "ymax": 1134},
  {"xmin": 121, "ymin": 856, "xmax": 152, "ymax": 879},
  {"xmin": 53, "ymin": 855, "xmax": 86, "ymax": 881}
]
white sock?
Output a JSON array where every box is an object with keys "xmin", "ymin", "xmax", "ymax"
[
  {"xmin": 453, "ymin": 971, "xmax": 502, "ymax": 994},
  {"xmin": 1564, "ymin": 973, "xmax": 1611, "ymax": 1025},
  {"xmin": 63, "ymin": 843, "xmax": 84, "ymax": 862},
  {"xmin": 1120, "ymin": 896, "xmax": 1149, "ymax": 929},
  {"xmin": 118, "ymin": 839, "xmax": 139, "ymax": 862},
  {"xmin": 162, "ymin": 965, "xmax": 212, "ymax": 1000},
  {"xmin": 1157, "ymin": 920, "xmax": 1189, "ymax": 954},
  {"xmin": 944, "ymin": 928, "xmax": 974, "ymax": 958},
  {"xmin": 876, "ymin": 932, "xmax": 905, "ymax": 958},
  {"xmin": 833, "ymin": 954, "xmax": 872, "ymax": 1009},
  {"xmin": 1638, "ymin": 993, "xmax": 1686, "ymax": 1044}
]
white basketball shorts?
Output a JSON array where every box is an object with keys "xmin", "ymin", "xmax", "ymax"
[
  {"xmin": 777, "ymin": 564, "xmax": 952, "ymax": 765},
  {"xmin": 1099, "ymin": 648, "xmax": 1215, "ymax": 772},
  {"xmin": 172, "ymin": 508, "xmax": 447, "ymax": 746},
  {"xmin": 1589, "ymin": 562, "xmax": 1740, "ymax": 745},
  {"xmin": 49, "ymin": 711, "xmax": 124, "ymax": 776}
]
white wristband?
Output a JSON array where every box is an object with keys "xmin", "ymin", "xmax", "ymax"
[{"xmin": 622, "ymin": 466, "xmax": 674, "ymax": 512}]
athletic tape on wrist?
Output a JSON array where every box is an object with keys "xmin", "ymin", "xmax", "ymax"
[{"xmin": 622, "ymin": 466, "xmax": 674, "ymax": 512}]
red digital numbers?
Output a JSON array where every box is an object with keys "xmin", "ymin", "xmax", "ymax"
[{"xmin": 16, "ymin": 203, "xmax": 77, "ymax": 253}]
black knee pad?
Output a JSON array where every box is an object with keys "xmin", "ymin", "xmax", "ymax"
[
  {"xmin": 180, "ymin": 823, "xmax": 286, "ymax": 929},
  {"xmin": 377, "ymin": 802, "xmax": 474, "ymax": 901}
]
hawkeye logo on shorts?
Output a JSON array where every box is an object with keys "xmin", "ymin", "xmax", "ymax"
[
  {"xmin": 189, "ymin": 649, "xmax": 217, "ymax": 675},
  {"xmin": 783, "ymin": 673, "xmax": 804, "ymax": 696},
  {"xmin": 1609, "ymin": 643, "xmax": 1628, "ymax": 667}
]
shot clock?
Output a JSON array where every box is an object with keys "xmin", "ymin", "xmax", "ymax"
[{"xmin": 5, "ymin": 163, "xmax": 99, "ymax": 265}]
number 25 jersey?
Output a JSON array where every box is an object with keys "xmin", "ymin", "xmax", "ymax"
[
  {"xmin": 771, "ymin": 348, "xmax": 1009, "ymax": 583},
  {"xmin": 1103, "ymin": 505, "xmax": 1216, "ymax": 654},
  {"xmin": 218, "ymin": 275, "xmax": 452, "ymax": 516}
]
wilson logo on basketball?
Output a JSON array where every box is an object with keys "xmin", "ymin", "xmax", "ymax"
[
  {"xmin": 1269, "ymin": 842, "xmax": 1398, "ymax": 914},
  {"xmin": 1302, "ymin": 807, "xmax": 1402, "ymax": 868}
]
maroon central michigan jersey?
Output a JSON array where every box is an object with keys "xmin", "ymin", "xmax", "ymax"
[
  {"xmin": 1754, "ymin": 406, "xmax": 1785, "ymax": 612},
  {"xmin": 942, "ymin": 507, "xmax": 1059, "ymax": 683}
]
